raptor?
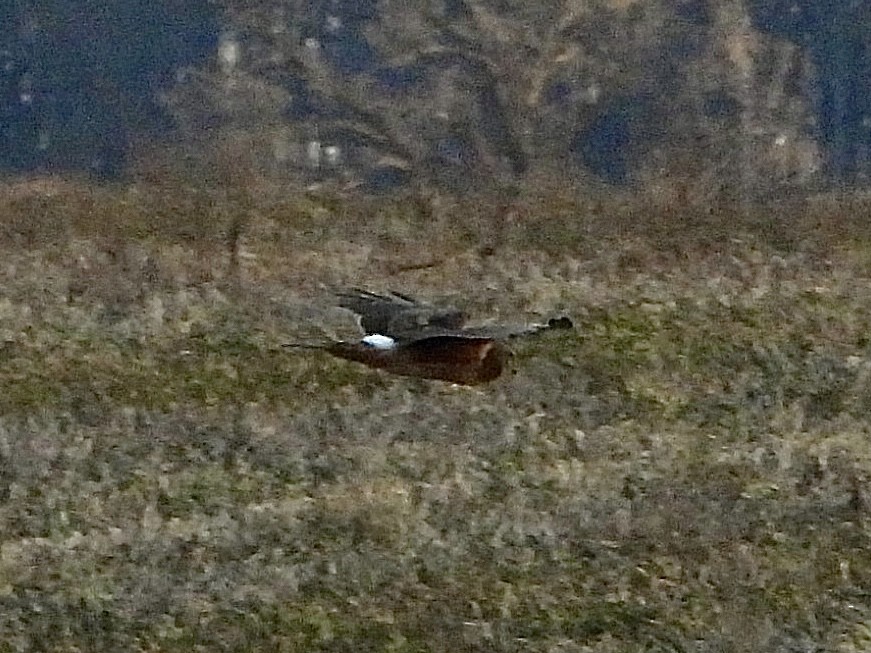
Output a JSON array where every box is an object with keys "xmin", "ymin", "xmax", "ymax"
[{"xmin": 286, "ymin": 289, "xmax": 572, "ymax": 385}]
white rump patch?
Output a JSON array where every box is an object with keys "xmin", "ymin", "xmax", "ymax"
[{"xmin": 362, "ymin": 334, "xmax": 396, "ymax": 349}]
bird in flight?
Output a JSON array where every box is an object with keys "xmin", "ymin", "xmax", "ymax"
[{"xmin": 286, "ymin": 289, "xmax": 572, "ymax": 385}]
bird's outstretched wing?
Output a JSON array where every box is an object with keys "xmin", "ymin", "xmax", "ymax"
[
  {"xmin": 336, "ymin": 289, "xmax": 467, "ymax": 339},
  {"xmin": 449, "ymin": 316, "xmax": 574, "ymax": 340}
]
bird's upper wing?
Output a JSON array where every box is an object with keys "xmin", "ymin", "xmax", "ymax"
[
  {"xmin": 423, "ymin": 316, "xmax": 574, "ymax": 341},
  {"xmin": 336, "ymin": 289, "xmax": 467, "ymax": 338}
]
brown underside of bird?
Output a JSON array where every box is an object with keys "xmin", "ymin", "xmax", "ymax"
[{"xmin": 325, "ymin": 337, "xmax": 510, "ymax": 385}]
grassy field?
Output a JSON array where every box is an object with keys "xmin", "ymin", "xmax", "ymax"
[{"xmin": 1, "ymin": 177, "xmax": 871, "ymax": 651}]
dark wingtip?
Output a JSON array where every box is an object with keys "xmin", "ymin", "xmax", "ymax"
[
  {"xmin": 547, "ymin": 316, "xmax": 574, "ymax": 330},
  {"xmin": 386, "ymin": 289, "xmax": 418, "ymax": 303},
  {"xmin": 335, "ymin": 287, "xmax": 374, "ymax": 302}
]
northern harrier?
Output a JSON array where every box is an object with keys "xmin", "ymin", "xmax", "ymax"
[{"xmin": 286, "ymin": 289, "xmax": 572, "ymax": 385}]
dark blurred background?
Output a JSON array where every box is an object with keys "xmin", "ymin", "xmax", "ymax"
[
  {"xmin": 0, "ymin": 0, "xmax": 218, "ymax": 178},
  {"xmin": 0, "ymin": 0, "xmax": 868, "ymax": 195}
]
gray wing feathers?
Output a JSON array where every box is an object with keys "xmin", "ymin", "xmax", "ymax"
[
  {"xmin": 449, "ymin": 317, "xmax": 574, "ymax": 340},
  {"xmin": 336, "ymin": 289, "xmax": 467, "ymax": 338},
  {"xmin": 336, "ymin": 289, "xmax": 572, "ymax": 340}
]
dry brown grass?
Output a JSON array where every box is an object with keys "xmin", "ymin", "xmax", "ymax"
[{"xmin": 1, "ymin": 175, "xmax": 871, "ymax": 651}]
